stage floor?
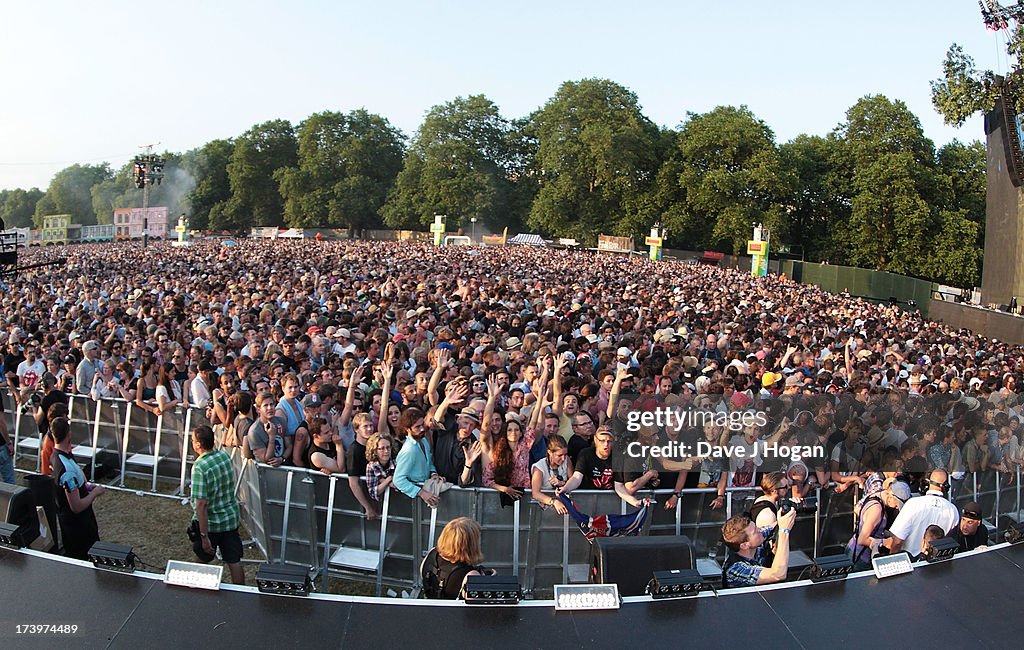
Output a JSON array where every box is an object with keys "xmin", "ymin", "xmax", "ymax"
[{"xmin": 1, "ymin": 544, "xmax": 1022, "ymax": 648}]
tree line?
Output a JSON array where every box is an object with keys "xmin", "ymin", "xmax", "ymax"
[{"xmin": 1, "ymin": 79, "xmax": 986, "ymax": 287}]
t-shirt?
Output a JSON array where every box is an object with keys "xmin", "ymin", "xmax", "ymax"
[
  {"xmin": 574, "ymin": 447, "xmax": 614, "ymax": 490},
  {"xmin": 16, "ymin": 359, "xmax": 45, "ymax": 390},
  {"xmin": 346, "ymin": 439, "xmax": 368, "ymax": 478},
  {"xmin": 567, "ymin": 433, "xmax": 592, "ymax": 465},
  {"xmin": 38, "ymin": 389, "xmax": 68, "ymax": 435},
  {"xmin": 247, "ymin": 417, "xmax": 286, "ymax": 460},
  {"xmin": 888, "ymin": 492, "xmax": 961, "ymax": 556}
]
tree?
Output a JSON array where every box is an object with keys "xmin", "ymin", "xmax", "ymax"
[
  {"xmin": 182, "ymin": 139, "xmax": 234, "ymax": 231},
  {"xmin": 278, "ymin": 110, "xmax": 404, "ymax": 231},
  {"xmin": 223, "ymin": 120, "xmax": 297, "ymax": 228},
  {"xmin": 931, "ymin": 43, "xmax": 1000, "ymax": 126},
  {"xmin": 778, "ymin": 134, "xmax": 849, "ymax": 264},
  {"xmin": 924, "ymin": 209, "xmax": 983, "ymax": 287},
  {"xmin": 674, "ymin": 106, "xmax": 789, "ymax": 253},
  {"xmin": 527, "ymin": 79, "xmax": 660, "ymax": 241},
  {"xmin": 834, "ymin": 96, "xmax": 941, "ymax": 274},
  {"xmin": 90, "ymin": 163, "xmax": 134, "ymax": 224},
  {"xmin": 0, "ymin": 188, "xmax": 44, "ymax": 228},
  {"xmin": 34, "ymin": 163, "xmax": 111, "ymax": 226},
  {"xmin": 382, "ymin": 95, "xmax": 516, "ymax": 232}
]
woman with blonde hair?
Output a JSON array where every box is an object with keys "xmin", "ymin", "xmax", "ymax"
[{"xmin": 421, "ymin": 516, "xmax": 490, "ymax": 599}]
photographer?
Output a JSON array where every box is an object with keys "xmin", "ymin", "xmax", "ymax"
[
  {"xmin": 749, "ymin": 471, "xmax": 796, "ymax": 529},
  {"xmin": 721, "ymin": 504, "xmax": 798, "ymax": 588}
]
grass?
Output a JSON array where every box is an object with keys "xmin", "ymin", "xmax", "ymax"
[{"xmin": 15, "ymin": 458, "xmax": 378, "ymax": 594}]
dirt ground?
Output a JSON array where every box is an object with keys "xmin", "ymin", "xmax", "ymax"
[{"xmin": 15, "ymin": 460, "xmax": 375, "ymax": 594}]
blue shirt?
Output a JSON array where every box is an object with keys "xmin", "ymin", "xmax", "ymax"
[{"xmin": 394, "ymin": 436, "xmax": 436, "ymax": 498}]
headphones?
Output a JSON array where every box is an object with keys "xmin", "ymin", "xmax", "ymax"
[{"xmin": 927, "ymin": 478, "xmax": 950, "ymax": 493}]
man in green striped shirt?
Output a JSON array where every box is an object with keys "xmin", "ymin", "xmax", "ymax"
[{"xmin": 191, "ymin": 424, "xmax": 244, "ymax": 584}]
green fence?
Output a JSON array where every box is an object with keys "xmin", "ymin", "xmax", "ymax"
[{"xmin": 779, "ymin": 260, "xmax": 936, "ymax": 318}]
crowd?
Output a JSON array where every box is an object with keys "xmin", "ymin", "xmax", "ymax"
[{"xmin": 1, "ymin": 238, "xmax": 1022, "ymax": 586}]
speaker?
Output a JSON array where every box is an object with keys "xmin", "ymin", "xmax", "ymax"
[
  {"xmin": 0, "ymin": 482, "xmax": 38, "ymax": 526},
  {"xmin": 591, "ymin": 536, "xmax": 695, "ymax": 596}
]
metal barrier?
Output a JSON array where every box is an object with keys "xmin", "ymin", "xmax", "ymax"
[{"xmin": 5, "ymin": 386, "xmax": 1023, "ymax": 596}]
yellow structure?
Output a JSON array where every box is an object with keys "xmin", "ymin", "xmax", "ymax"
[{"xmin": 41, "ymin": 214, "xmax": 71, "ymax": 245}]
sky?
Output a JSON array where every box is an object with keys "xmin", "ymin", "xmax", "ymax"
[{"xmin": 0, "ymin": 1, "xmax": 1011, "ymax": 192}]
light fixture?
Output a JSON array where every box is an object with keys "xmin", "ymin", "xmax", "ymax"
[
  {"xmin": 810, "ymin": 554, "xmax": 854, "ymax": 582},
  {"xmin": 463, "ymin": 575, "xmax": 522, "ymax": 605},
  {"xmin": 164, "ymin": 559, "xmax": 222, "ymax": 590},
  {"xmin": 256, "ymin": 562, "xmax": 312, "ymax": 596},
  {"xmin": 88, "ymin": 542, "xmax": 136, "ymax": 572},
  {"xmin": 872, "ymin": 552, "xmax": 914, "ymax": 579},
  {"xmin": 924, "ymin": 537, "xmax": 959, "ymax": 563},
  {"xmin": 0, "ymin": 521, "xmax": 35, "ymax": 549},
  {"xmin": 647, "ymin": 569, "xmax": 705, "ymax": 599},
  {"xmin": 554, "ymin": 584, "xmax": 620, "ymax": 611}
]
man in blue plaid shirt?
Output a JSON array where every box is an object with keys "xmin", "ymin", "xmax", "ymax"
[
  {"xmin": 721, "ymin": 507, "xmax": 797, "ymax": 588},
  {"xmin": 191, "ymin": 424, "xmax": 244, "ymax": 584}
]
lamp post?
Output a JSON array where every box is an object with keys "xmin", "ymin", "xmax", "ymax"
[{"xmin": 470, "ymin": 217, "xmax": 477, "ymax": 243}]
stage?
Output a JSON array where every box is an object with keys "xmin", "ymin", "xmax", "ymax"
[{"xmin": 1, "ymin": 544, "xmax": 1022, "ymax": 648}]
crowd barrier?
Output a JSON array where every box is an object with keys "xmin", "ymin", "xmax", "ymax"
[{"xmin": 3, "ymin": 388, "xmax": 1023, "ymax": 597}]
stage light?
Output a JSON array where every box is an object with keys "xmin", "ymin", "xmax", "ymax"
[
  {"xmin": 88, "ymin": 542, "xmax": 136, "ymax": 572},
  {"xmin": 810, "ymin": 554, "xmax": 854, "ymax": 582},
  {"xmin": 647, "ymin": 569, "xmax": 705, "ymax": 599},
  {"xmin": 872, "ymin": 552, "xmax": 915, "ymax": 579},
  {"xmin": 554, "ymin": 584, "xmax": 620, "ymax": 611},
  {"xmin": 0, "ymin": 521, "xmax": 37, "ymax": 549},
  {"xmin": 1004, "ymin": 521, "xmax": 1024, "ymax": 544},
  {"xmin": 924, "ymin": 537, "xmax": 959, "ymax": 563},
  {"xmin": 163, "ymin": 559, "xmax": 222, "ymax": 591},
  {"xmin": 463, "ymin": 575, "xmax": 522, "ymax": 605},
  {"xmin": 256, "ymin": 562, "xmax": 312, "ymax": 596}
]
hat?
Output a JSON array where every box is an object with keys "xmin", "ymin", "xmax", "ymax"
[
  {"xmin": 761, "ymin": 372, "xmax": 781, "ymax": 387},
  {"xmin": 301, "ymin": 393, "xmax": 321, "ymax": 408},
  {"xmin": 888, "ymin": 481, "xmax": 913, "ymax": 503},
  {"xmin": 458, "ymin": 407, "xmax": 480, "ymax": 423},
  {"xmin": 69, "ymin": 331, "xmax": 82, "ymax": 342},
  {"xmin": 334, "ymin": 328, "xmax": 351, "ymax": 339},
  {"xmin": 865, "ymin": 426, "xmax": 886, "ymax": 447},
  {"xmin": 82, "ymin": 340, "xmax": 100, "ymax": 352},
  {"xmin": 585, "ymin": 333, "xmax": 599, "ymax": 344},
  {"xmin": 681, "ymin": 356, "xmax": 699, "ymax": 369},
  {"xmin": 961, "ymin": 501, "xmax": 983, "ymax": 520},
  {"xmin": 63, "ymin": 354, "xmax": 76, "ymax": 364},
  {"xmin": 784, "ymin": 374, "xmax": 803, "ymax": 388},
  {"xmin": 504, "ymin": 336, "xmax": 522, "ymax": 350},
  {"xmin": 617, "ymin": 347, "xmax": 631, "ymax": 358}
]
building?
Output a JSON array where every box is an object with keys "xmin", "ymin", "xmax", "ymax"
[
  {"xmin": 113, "ymin": 207, "xmax": 169, "ymax": 240},
  {"xmin": 41, "ymin": 214, "xmax": 71, "ymax": 245}
]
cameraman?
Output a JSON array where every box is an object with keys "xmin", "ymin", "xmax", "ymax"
[{"xmin": 721, "ymin": 505, "xmax": 798, "ymax": 588}]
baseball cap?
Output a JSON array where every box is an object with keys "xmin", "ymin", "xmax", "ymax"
[
  {"xmin": 761, "ymin": 372, "xmax": 781, "ymax": 387},
  {"xmin": 961, "ymin": 501, "xmax": 983, "ymax": 520},
  {"xmin": 887, "ymin": 481, "xmax": 913, "ymax": 503},
  {"xmin": 301, "ymin": 393, "xmax": 321, "ymax": 408},
  {"xmin": 616, "ymin": 347, "xmax": 631, "ymax": 357}
]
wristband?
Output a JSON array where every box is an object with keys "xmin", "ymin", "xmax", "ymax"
[
  {"xmin": 781, "ymin": 528, "xmax": 792, "ymax": 535},
  {"xmin": 673, "ymin": 492, "xmax": 682, "ymax": 498}
]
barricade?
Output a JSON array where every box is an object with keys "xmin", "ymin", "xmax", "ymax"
[{"xmin": 6, "ymin": 386, "xmax": 1024, "ymax": 595}]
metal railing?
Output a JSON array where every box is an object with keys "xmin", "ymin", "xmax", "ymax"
[{"xmin": 4, "ymin": 388, "xmax": 1022, "ymax": 597}]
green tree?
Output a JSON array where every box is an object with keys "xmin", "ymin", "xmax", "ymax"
[
  {"xmin": 223, "ymin": 120, "xmax": 297, "ymax": 229},
  {"xmin": 778, "ymin": 134, "xmax": 849, "ymax": 264},
  {"xmin": 527, "ymin": 79, "xmax": 660, "ymax": 241},
  {"xmin": 382, "ymin": 95, "xmax": 516, "ymax": 232},
  {"xmin": 924, "ymin": 209, "xmax": 983, "ymax": 287},
  {"xmin": 835, "ymin": 95, "xmax": 941, "ymax": 274},
  {"xmin": 674, "ymin": 106, "xmax": 789, "ymax": 253},
  {"xmin": 34, "ymin": 163, "xmax": 111, "ymax": 226},
  {"xmin": 0, "ymin": 188, "xmax": 44, "ymax": 228},
  {"xmin": 182, "ymin": 139, "xmax": 234, "ymax": 231},
  {"xmin": 931, "ymin": 43, "xmax": 1000, "ymax": 126},
  {"xmin": 90, "ymin": 163, "xmax": 134, "ymax": 224},
  {"xmin": 279, "ymin": 110, "xmax": 405, "ymax": 231}
]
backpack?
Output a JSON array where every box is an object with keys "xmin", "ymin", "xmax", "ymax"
[{"xmin": 420, "ymin": 549, "xmax": 473, "ymax": 599}]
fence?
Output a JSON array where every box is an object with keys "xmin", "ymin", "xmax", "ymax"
[
  {"xmin": 779, "ymin": 260, "xmax": 936, "ymax": 317},
  {"xmin": 3, "ymin": 388, "xmax": 1022, "ymax": 597}
]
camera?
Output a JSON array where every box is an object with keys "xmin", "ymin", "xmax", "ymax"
[
  {"xmin": 19, "ymin": 392, "xmax": 41, "ymax": 414},
  {"xmin": 778, "ymin": 498, "xmax": 798, "ymax": 515}
]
